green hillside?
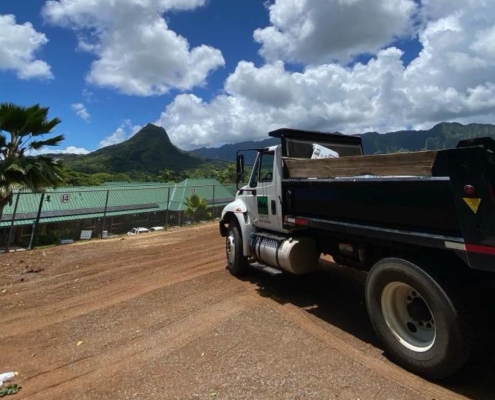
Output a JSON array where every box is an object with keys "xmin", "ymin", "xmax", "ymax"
[{"xmin": 64, "ymin": 124, "xmax": 210, "ymax": 174}]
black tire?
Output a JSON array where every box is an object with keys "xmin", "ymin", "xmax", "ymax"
[
  {"xmin": 365, "ymin": 258, "xmax": 472, "ymax": 380},
  {"xmin": 226, "ymin": 221, "xmax": 249, "ymax": 276}
]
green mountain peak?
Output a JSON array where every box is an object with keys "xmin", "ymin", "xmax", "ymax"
[{"xmin": 65, "ymin": 123, "xmax": 204, "ymax": 175}]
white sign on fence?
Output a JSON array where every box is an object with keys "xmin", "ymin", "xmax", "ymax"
[
  {"xmin": 80, "ymin": 230, "xmax": 92, "ymax": 240},
  {"xmin": 61, "ymin": 193, "xmax": 70, "ymax": 203}
]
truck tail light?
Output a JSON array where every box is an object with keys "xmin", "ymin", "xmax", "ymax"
[
  {"xmin": 463, "ymin": 185, "xmax": 475, "ymax": 196},
  {"xmin": 284, "ymin": 217, "xmax": 308, "ymax": 226}
]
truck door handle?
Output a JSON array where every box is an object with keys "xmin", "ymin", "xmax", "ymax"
[{"xmin": 271, "ymin": 200, "xmax": 276, "ymax": 215}]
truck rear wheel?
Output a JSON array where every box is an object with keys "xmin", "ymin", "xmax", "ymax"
[
  {"xmin": 226, "ymin": 221, "xmax": 249, "ymax": 276},
  {"xmin": 365, "ymin": 258, "xmax": 472, "ymax": 380}
]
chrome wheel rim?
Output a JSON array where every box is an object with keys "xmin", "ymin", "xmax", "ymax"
[
  {"xmin": 226, "ymin": 234, "xmax": 235, "ymax": 265},
  {"xmin": 381, "ymin": 282, "xmax": 436, "ymax": 352}
]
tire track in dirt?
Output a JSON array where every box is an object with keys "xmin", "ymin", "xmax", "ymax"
[
  {"xmin": 0, "ymin": 226, "xmax": 225, "ymax": 338},
  {"xmin": 2, "ymin": 228, "xmax": 222, "ymax": 300},
  {"xmin": 240, "ymin": 278, "xmax": 468, "ymax": 400},
  {"xmin": 1, "ymin": 269, "xmax": 245, "ymax": 381},
  {"xmin": 20, "ymin": 291, "xmax": 260, "ymax": 400},
  {"xmin": 0, "ymin": 224, "xmax": 219, "ymax": 288},
  {"xmin": 0, "ymin": 258, "xmax": 225, "ymax": 339}
]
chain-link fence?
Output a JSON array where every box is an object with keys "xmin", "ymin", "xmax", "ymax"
[{"xmin": 0, "ymin": 182, "xmax": 236, "ymax": 252}]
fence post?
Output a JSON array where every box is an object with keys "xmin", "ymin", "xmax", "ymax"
[
  {"xmin": 5, "ymin": 192, "xmax": 21, "ymax": 252},
  {"xmin": 101, "ymin": 190, "xmax": 110, "ymax": 239},
  {"xmin": 28, "ymin": 192, "xmax": 45, "ymax": 250},
  {"xmin": 165, "ymin": 186, "xmax": 170, "ymax": 230},
  {"xmin": 212, "ymin": 184, "xmax": 216, "ymax": 218}
]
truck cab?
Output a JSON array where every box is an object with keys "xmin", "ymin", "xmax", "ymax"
[
  {"xmin": 231, "ymin": 129, "xmax": 363, "ymax": 234},
  {"xmin": 220, "ymin": 128, "xmax": 363, "ymax": 275},
  {"xmin": 237, "ymin": 145, "xmax": 285, "ymax": 233}
]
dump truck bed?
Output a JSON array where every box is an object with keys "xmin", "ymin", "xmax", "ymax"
[{"xmin": 277, "ymin": 136, "xmax": 495, "ymax": 273}]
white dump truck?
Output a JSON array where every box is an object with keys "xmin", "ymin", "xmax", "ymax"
[{"xmin": 220, "ymin": 128, "xmax": 495, "ymax": 380}]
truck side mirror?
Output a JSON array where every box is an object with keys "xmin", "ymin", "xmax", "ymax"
[{"xmin": 236, "ymin": 153, "xmax": 245, "ymax": 184}]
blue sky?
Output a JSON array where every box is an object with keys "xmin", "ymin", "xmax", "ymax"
[{"xmin": 1, "ymin": 1, "xmax": 494, "ymax": 154}]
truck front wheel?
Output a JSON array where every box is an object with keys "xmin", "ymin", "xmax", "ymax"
[
  {"xmin": 226, "ymin": 221, "xmax": 249, "ymax": 276},
  {"xmin": 365, "ymin": 258, "xmax": 472, "ymax": 380}
]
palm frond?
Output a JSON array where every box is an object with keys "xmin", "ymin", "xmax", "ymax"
[
  {"xmin": 30, "ymin": 134, "xmax": 65, "ymax": 150},
  {"xmin": 0, "ymin": 102, "xmax": 65, "ymax": 199},
  {"xmin": 0, "ymin": 104, "xmax": 28, "ymax": 136}
]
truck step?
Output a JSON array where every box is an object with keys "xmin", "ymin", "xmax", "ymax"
[
  {"xmin": 250, "ymin": 231, "xmax": 288, "ymax": 242},
  {"xmin": 249, "ymin": 262, "xmax": 284, "ymax": 276}
]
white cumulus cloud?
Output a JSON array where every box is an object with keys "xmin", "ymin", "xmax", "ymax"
[
  {"xmin": 58, "ymin": 146, "xmax": 90, "ymax": 154},
  {"xmin": 157, "ymin": 0, "xmax": 495, "ymax": 150},
  {"xmin": 0, "ymin": 14, "xmax": 52, "ymax": 79},
  {"xmin": 71, "ymin": 103, "xmax": 91, "ymax": 121},
  {"xmin": 29, "ymin": 146, "xmax": 90, "ymax": 156},
  {"xmin": 99, "ymin": 120, "xmax": 142, "ymax": 148},
  {"xmin": 254, "ymin": 0, "xmax": 417, "ymax": 64},
  {"xmin": 42, "ymin": 0, "xmax": 225, "ymax": 96}
]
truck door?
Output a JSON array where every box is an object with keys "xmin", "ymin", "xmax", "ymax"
[{"xmin": 245, "ymin": 150, "xmax": 284, "ymax": 232}]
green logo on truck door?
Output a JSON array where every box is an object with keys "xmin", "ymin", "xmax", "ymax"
[{"xmin": 257, "ymin": 196, "xmax": 269, "ymax": 215}]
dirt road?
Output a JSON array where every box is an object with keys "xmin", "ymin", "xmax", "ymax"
[{"xmin": 0, "ymin": 223, "xmax": 493, "ymax": 399}]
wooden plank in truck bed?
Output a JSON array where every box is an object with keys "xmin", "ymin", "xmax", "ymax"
[{"xmin": 283, "ymin": 150, "xmax": 439, "ymax": 178}]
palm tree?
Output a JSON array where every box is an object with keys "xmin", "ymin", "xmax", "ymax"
[
  {"xmin": 185, "ymin": 193, "xmax": 211, "ymax": 222},
  {"xmin": 0, "ymin": 102, "xmax": 65, "ymax": 221}
]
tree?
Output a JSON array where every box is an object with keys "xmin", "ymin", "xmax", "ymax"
[
  {"xmin": 0, "ymin": 103, "xmax": 65, "ymax": 220},
  {"xmin": 62, "ymin": 168, "xmax": 103, "ymax": 186},
  {"xmin": 158, "ymin": 169, "xmax": 179, "ymax": 183},
  {"xmin": 184, "ymin": 193, "xmax": 211, "ymax": 222},
  {"xmin": 216, "ymin": 164, "xmax": 237, "ymax": 183}
]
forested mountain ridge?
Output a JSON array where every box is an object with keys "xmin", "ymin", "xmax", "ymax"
[
  {"xmin": 191, "ymin": 137, "xmax": 280, "ymax": 161},
  {"xmin": 53, "ymin": 122, "xmax": 495, "ymax": 185},
  {"xmin": 191, "ymin": 122, "xmax": 495, "ymax": 161},
  {"xmin": 361, "ymin": 122, "xmax": 495, "ymax": 154}
]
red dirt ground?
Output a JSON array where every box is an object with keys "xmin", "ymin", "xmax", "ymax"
[{"xmin": 0, "ymin": 222, "xmax": 493, "ymax": 399}]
